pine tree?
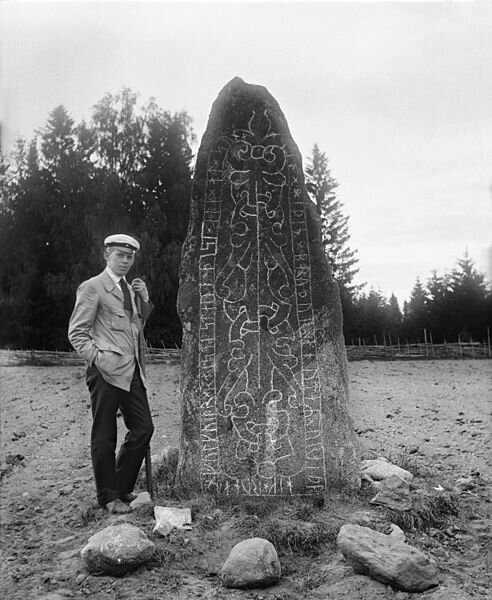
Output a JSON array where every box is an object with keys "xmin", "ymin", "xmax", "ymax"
[
  {"xmin": 424, "ymin": 270, "xmax": 451, "ymax": 341},
  {"xmin": 403, "ymin": 278, "xmax": 429, "ymax": 342},
  {"xmin": 305, "ymin": 144, "xmax": 359, "ymax": 292},
  {"xmin": 446, "ymin": 252, "xmax": 489, "ymax": 341},
  {"xmin": 384, "ymin": 293, "xmax": 403, "ymax": 343}
]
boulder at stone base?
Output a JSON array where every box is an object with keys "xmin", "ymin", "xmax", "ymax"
[
  {"xmin": 80, "ymin": 523, "xmax": 155, "ymax": 575},
  {"xmin": 337, "ymin": 523, "xmax": 438, "ymax": 592},
  {"xmin": 221, "ymin": 537, "xmax": 281, "ymax": 589}
]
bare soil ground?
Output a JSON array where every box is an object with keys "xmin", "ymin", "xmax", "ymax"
[{"xmin": 1, "ymin": 359, "xmax": 490, "ymax": 600}]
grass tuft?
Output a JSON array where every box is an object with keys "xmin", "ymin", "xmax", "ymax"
[
  {"xmin": 152, "ymin": 462, "xmax": 178, "ymax": 500},
  {"xmin": 388, "ymin": 446, "xmax": 437, "ymax": 480},
  {"xmin": 251, "ymin": 516, "xmax": 340, "ymax": 554},
  {"xmin": 385, "ymin": 489, "xmax": 459, "ymax": 532}
]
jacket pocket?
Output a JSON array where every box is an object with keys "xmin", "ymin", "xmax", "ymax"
[
  {"xmin": 95, "ymin": 341, "xmax": 123, "ymax": 354},
  {"xmin": 107, "ymin": 304, "xmax": 126, "ymax": 331},
  {"xmin": 94, "ymin": 348, "xmax": 120, "ymax": 372}
]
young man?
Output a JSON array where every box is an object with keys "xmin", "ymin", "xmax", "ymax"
[{"xmin": 68, "ymin": 234, "xmax": 154, "ymax": 514}]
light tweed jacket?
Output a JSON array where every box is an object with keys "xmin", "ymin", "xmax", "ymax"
[{"xmin": 68, "ymin": 270, "xmax": 153, "ymax": 391}]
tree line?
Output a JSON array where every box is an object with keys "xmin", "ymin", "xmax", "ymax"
[
  {"xmin": 304, "ymin": 145, "xmax": 491, "ymax": 346},
  {"xmin": 341, "ymin": 254, "xmax": 491, "ymax": 346},
  {"xmin": 0, "ymin": 89, "xmax": 490, "ymax": 350}
]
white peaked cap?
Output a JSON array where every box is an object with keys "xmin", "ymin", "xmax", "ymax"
[{"xmin": 104, "ymin": 234, "xmax": 140, "ymax": 251}]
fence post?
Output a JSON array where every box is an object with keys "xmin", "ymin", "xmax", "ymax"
[
  {"xmin": 429, "ymin": 331, "xmax": 435, "ymax": 357},
  {"xmin": 488, "ymin": 327, "xmax": 491, "ymax": 358}
]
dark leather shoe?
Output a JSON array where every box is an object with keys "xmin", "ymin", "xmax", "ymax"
[
  {"xmin": 105, "ymin": 499, "xmax": 131, "ymax": 514},
  {"xmin": 120, "ymin": 492, "xmax": 138, "ymax": 503}
]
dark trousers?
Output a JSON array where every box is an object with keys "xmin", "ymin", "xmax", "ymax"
[{"xmin": 86, "ymin": 364, "xmax": 154, "ymax": 506}]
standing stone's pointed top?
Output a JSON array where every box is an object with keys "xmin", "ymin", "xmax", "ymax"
[
  {"xmin": 177, "ymin": 79, "xmax": 360, "ymax": 497},
  {"xmin": 218, "ymin": 76, "xmax": 270, "ymax": 98},
  {"xmin": 201, "ymin": 77, "xmax": 294, "ymax": 158},
  {"xmin": 222, "ymin": 76, "xmax": 247, "ymax": 88}
]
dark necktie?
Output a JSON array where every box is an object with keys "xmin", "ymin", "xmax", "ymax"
[{"xmin": 120, "ymin": 278, "xmax": 133, "ymax": 315}]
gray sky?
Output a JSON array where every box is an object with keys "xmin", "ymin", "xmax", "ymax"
[{"xmin": 1, "ymin": 0, "xmax": 491, "ymax": 306}]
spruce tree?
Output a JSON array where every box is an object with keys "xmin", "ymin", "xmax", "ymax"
[
  {"xmin": 305, "ymin": 144, "xmax": 359, "ymax": 292},
  {"xmin": 446, "ymin": 252, "xmax": 489, "ymax": 341},
  {"xmin": 384, "ymin": 293, "xmax": 403, "ymax": 343},
  {"xmin": 403, "ymin": 278, "xmax": 429, "ymax": 342}
]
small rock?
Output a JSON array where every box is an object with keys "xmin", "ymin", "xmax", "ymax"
[
  {"xmin": 355, "ymin": 427, "xmax": 374, "ymax": 435},
  {"xmin": 153, "ymin": 506, "xmax": 192, "ymax": 532},
  {"xmin": 161, "ymin": 445, "xmax": 179, "ymax": 466},
  {"xmin": 80, "ymin": 523, "xmax": 155, "ymax": 575},
  {"xmin": 6, "ymin": 453, "xmax": 25, "ymax": 465},
  {"xmin": 221, "ymin": 537, "xmax": 281, "ymax": 589},
  {"xmin": 453, "ymin": 476, "xmax": 475, "ymax": 493},
  {"xmin": 138, "ymin": 445, "xmax": 179, "ymax": 489},
  {"xmin": 361, "ymin": 457, "xmax": 413, "ymax": 485},
  {"xmin": 59, "ymin": 485, "xmax": 73, "ymax": 496},
  {"xmin": 370, "ymin": 474, "xmax": 412, "ymax": 511}
]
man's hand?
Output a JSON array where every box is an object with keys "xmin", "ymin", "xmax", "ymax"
[{"xmin": 131, "ymin": 278, "xmax": 149, "ymax": 303}]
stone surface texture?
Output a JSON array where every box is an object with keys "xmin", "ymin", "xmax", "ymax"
[
  {"xmin": 221, "ymin": 537, "xmax": 281, "ymax": 589},
  {"xmin": 80, "ymin": 523, "xmax": 155, "ymax": 575},
  {"xmin": 337, "ymin": 523, "xmax": 439, "ymax": 592},
  {"xmin": 369, "ymin": 473, "xmax": 412, "ymax": 510},
  {"xmin": 176, "ymin": 77, "xmax": 359, "ymax": 497}
]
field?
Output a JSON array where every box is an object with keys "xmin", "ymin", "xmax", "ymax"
[{"xmin": 1, "ymin": 359, "xmax": 490, "ymax": 599}]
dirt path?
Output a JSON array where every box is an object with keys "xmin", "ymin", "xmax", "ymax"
[{"xmin": 1, "ymin": 359, "xmax": 490, "ymax": 599}]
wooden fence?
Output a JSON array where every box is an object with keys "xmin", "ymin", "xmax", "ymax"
[
  {"xmin": 345, "ymin": 341, "xmax": 491, "ymax": 361},
  {"xmin": 0, "ymin": 341, "xmax": 490, "ymax": 367},
  {"xmin": 0, "ymin": 348, "xmax": 181, "ymax": 367}
]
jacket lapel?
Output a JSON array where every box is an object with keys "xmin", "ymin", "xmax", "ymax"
[
  {"xmin": 100, "ymin": 271, "xmax": 138, "ymax": 318},
  {"xmin": 100, "ymin": 270, "xmax": 124, "ymax": 304}
]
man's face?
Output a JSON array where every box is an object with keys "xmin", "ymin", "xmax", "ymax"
[{"xmin": 105, "ymin": 247, "xmax": 135, "ymax": 277}]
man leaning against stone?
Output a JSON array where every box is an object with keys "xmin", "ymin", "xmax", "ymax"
[{"xmin": 68, "ymin": 234, "xmax": 154, "ymax": 514}]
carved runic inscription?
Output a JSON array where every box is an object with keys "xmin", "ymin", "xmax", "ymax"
[{"xmin": 198, "ymin": 110, "xmax": 326, "ymax": 496}]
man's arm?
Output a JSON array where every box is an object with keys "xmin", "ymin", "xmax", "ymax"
[
  {"xmin": 139, "ymin": 299, "xmax": 154, "ymax": 322},
  {"xmin": 131, "ymin": 278, "xmax": 153, "ymax": 322},
  {"xmin": 68, "ymin": 281, "xmax": 99, "ymax": 363}
]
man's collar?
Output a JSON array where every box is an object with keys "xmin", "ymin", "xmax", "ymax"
[{"xmin": 105, "ymin": 266, "xmax": 125, "ymax": 285}]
